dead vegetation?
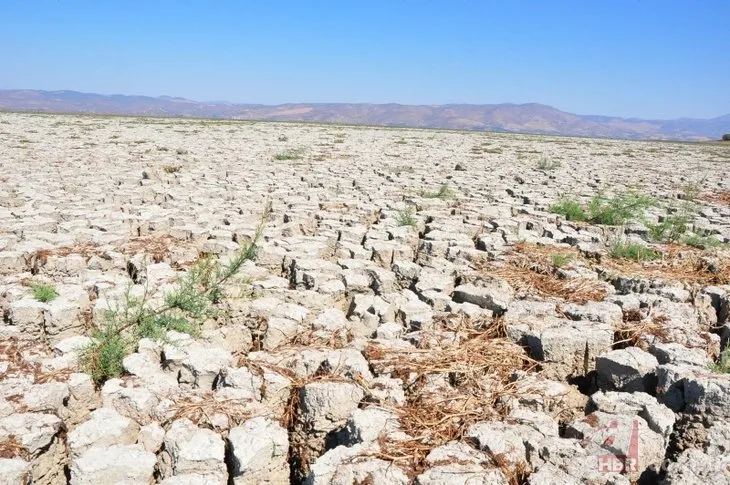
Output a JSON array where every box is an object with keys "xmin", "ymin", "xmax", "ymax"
[
  {"xmin": 363, "ymin": 314, "xmax": 536, "ymax": 480},
  {"xmin": 167, "ymin": 393, "xmax": 259, "ymax": 428},
  {"xmin": 118, "ymin": 234, "xmax": 191, "ymax": 263},
  {"xmin": 479, "ymin": 243, "xmax": 608, "ymax": 304},
  {"xmin": 482, "ymin": 243, "xmax": 730, "ymax": 301},
  {"xmin": 599, "ymin": 245, "xmax": 730, "ymax": 286},
  {"xmin": 700, "ymin": 190, "xmax": 730, "ymax": 206},
  {"xmin": 32, "ymin": 243, "xmax": 103, "ymax": 269},
  {"xmin": 0, "ymin": 338, "xmax": 73, "ymax": 384},
  {"xmin": 0, "ymin": 437, "xmax": 30, "ymax": 460},
  {"xmin": 614, "ymin": 308, "xmax": 670, "ymax": 350}
]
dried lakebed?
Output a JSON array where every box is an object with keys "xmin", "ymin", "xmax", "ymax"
[{"xmin": 1, "ymin": 112, "xmax": 730, "ymax": 484}]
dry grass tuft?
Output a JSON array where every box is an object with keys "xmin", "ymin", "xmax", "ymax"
[
  {"xmin": 0, "ymin": 437, "xmax": 29, "ymax": 460},
  {"xmin": 119, "ymin": 234, "xmax": 191, "ymax": 263},
  {"xmin": 167, "ymin": 393, "xmax": 259, "ymax": 428},
  {"xmin": 0, "ymin": 339, "xmax": 72, "ymax": 384},
  {"xmin": 480, "ymin": 243, "xmax": 607, "ymax": 304},
  {"xmin": 33, "ymin": 243, "xmax": 103, "ymax": 266},
  {"xmin": 614, "ymin": 308, "xmax": 670, "ymax": 350},
  {"xmin": 364, "ymin": 316, "xmax": 537, "ymax": 478},
  {"xmin": 600, "ymin": 246, "xmax": 730, "ymax": 286},
  {"xmin": 700, "ymin": 191, "xmax": 730, "ymax": 206}
]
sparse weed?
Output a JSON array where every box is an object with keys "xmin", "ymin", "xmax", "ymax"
[
  {"xmin": 537, "ymin": 156, "xmax": 561, "ymax": 171},
  {"xmin": 680, "ymin": 232, "xmax": 723, "ymax": 249},
  {"xmin": 396, "ymin": 207, "xmax": 418, "ymax": 227},
  {"xmin": 648, "ymin": 212, "xmax": 692, "ymax": 243},
  {"xmin": 421, "ymin": 183, "xmax": 455, "ymax": 199},
  {"xmin": 81, "ymin": 203, "xmax": 271, "ymax": 383},
  {"xmin": 31, "ymin": 284, "xmax": 57, "ymax": 303},
  {"xmin": 681, "ymin": 179, "xmax": 705, "ymax": 201},
  {"xmin": 610, "ymin": 241, "xmax": 662, "ymax": 262},
  {"xmin": 549, "ymin": 197, "xmax": 586, "ymax": 221},
  {"xmin": 274, "ymin": 147, "xmax": 306, "ymax": 161},
  {"xmin": 163, "ymin": 165, "xmax": 181, "ymax": 174},
  {"xmin": 551, "ymin": 253, "xmax": 573, "ymax": 268},
  {"xmin": 587, "ymin": 190, "xmax": 655, "ymax": 225},
  {"xmin": 80, "ymin": 323, "xmax": 129, "ymax": 384},
  {"xmin": 277, "ymin": 135, "xmax": 288, "ymax": 142},
  {"xmin": 711, "ymin": 345, "xmax": 730, "ymax": 373},
  {"xmin": 647, "ymin": 183, "xmax": 704, "ymax": 243}
]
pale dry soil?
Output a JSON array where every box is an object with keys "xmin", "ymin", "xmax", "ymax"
[{"xmin": 0, "ymin": 112, "xmax": 730, "ymax": 484}]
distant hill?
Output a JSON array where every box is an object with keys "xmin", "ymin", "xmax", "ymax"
[{"xmin": 1, "ymin": 89, "xmax": 728, "ymax": 141}]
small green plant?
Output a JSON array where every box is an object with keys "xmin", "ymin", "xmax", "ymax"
[
  {"xmin": 394, "ymin": 138, "xmax": 407, "ymax": 145},
  {"xmin": 610, "ymin": 241, "xmax": 662, "ymax": 262},
  {"xmin": 549, "ymin": 197, "xmax": 586, "ymax": 221},
  {"xmin": 274, "ymin": 147, "xmax": 306, "ymax": 161},
  {"xmin": 81, "ymin": 203, "xmax": 271, "ymax": 383},
  {"xmin": 587, "ymin": 190, "xmax": 655, "ymax": 226},
  {"xmin": 396, "ymin": 207, "xmax": 417, "ymax": 227},
  {"xmin": 421, "ymin": 183, "xmax": 455, "ymax": 199},
  {"xmin": 647, "ymin": 183, "xmax": 703, "ymax": 243},
  {"xmin": 680, "ymin": 232, "xmax": 723, "ymax": 249},
  {"xmin": 681, "ymin": 179, "xmax": 704, "ymax": 202},
  {"xmin": 277, "ymin": 135, "xmax": 288, "ymax": 142},
  {"xmin": 551, "ymin": 253, "xmax": 573, "ymax": 268},
  {"xmin": 648, "ymin": 212, "xmax": 691, "ymax": 243},
  {"xmin": 32, "ymin": 284, "xmax": 57, "ymax": 302},
  {"xmin": 163, "ymin": 165, "xmax": 181, "ymax": 174},
  {"xmin": 711, "ymin": 345, "xmax": 730, "ymax": 373},
  {"xmin": 537, "ymin": 156, "xmax": 561, "ymax": 171},
  {"xmin": 81, "ymin": 323, "xmax": 128, "ymax": 384}
]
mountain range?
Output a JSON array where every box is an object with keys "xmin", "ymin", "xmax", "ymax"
[{"xmin": 1, "ymin": 89, "xmax": 728, "ymax": 141}]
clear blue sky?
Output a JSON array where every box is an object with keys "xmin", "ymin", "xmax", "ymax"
[{"xmin": 1, "ymin": 1, "xmax": 728, "ymax": 119}]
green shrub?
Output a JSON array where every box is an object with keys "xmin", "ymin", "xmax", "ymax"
[
  {"xmin": 32, "ymin": 284, "xmax": 57, "ymax": 302},
  {"xmin": 722, "ymin": 134, "xmax": 730, "ymax": 142},
  {"xmin": 80, "ymin": 324, "xmax": 129, "ymax": 383},
  {"xmin": 681, "ymin": 180, "xmax": 704, "ymax": 202},
  {"xmin": 396, "ymin": 207, "xmax": 417, "ymax": 227},
  {"xmin": 81, "ymin": 203, "xmax": 271, "ymax": 384},
  {"xmin": 549, "ymin": 197, "xmax": 586, "ymax": 221},
  {"xmin": 680, "ymin": 232, "xmax": 723, "ymax": 249},
  {"xmin": 647, "ymin": 189, "xmax": 700, "ymax": 243},
  {"xmin": 274, "ymin": 147, "xmax": 305, "ymax": 160},
  {"xmin": 587, "ymin": 190, "xmax": 655, "ymax": 226},
  {"xmin": 537, "ymin": 156, "xmax": 561, "ymax": 171},
  {"xmin": 610, "ymin": 241, "xmax": 662, "ymax": 261},
  {"xmin": 647, "ymin": 212, "xmax": 692, "ymax": 243}
]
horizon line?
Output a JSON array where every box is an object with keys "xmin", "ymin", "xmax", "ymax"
[{"xmin": 2, "ymin": 87, "xmax": 729, "ymax": 122}]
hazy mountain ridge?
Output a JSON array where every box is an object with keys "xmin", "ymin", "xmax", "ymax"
[{"xmin": 1, "ymin": 89, "xmax": 728, "ymax": 141}]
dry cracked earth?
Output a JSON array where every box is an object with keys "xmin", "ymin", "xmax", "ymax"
[{"xmin": 1, "ymin": 112, "xmax": 730, "ymax": 485}]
